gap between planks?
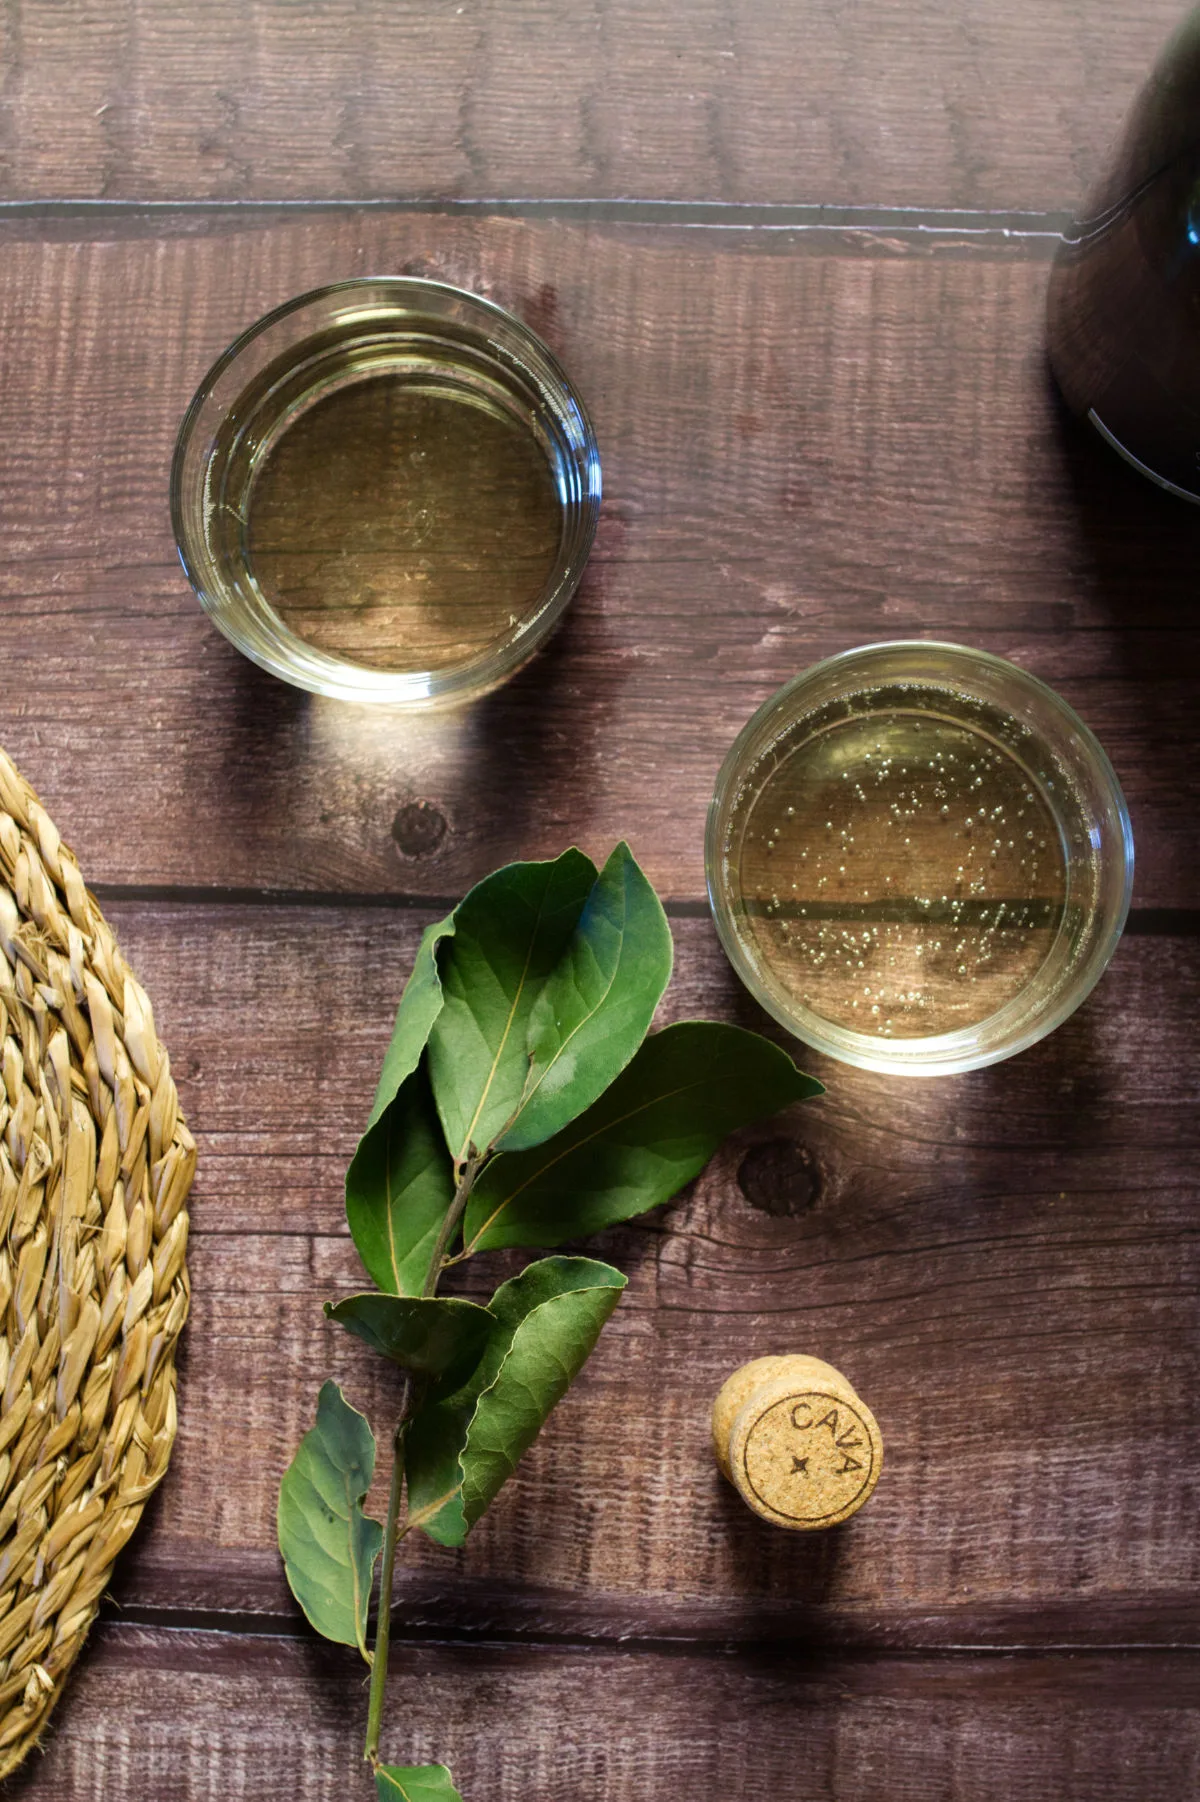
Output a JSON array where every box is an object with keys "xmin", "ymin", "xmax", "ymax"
[
  {"xmin": 0, "ymin": 197, "xmax": 1071, "ymax": 235},
  {"xmin": 0, "ymin": 198, "xmax": 1069, "ymax": 260},
  {"xmin": 88, "ymin": 887, "xmax": 1200, "ymax": 938},
  {"xmin": 97, "ymin": 1608, "xmax": 1200, "ymax": 1660}
]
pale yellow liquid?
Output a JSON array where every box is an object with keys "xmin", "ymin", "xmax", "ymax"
[
  {"xmin": 245, "ymin": 370, "xmax": 562, "ymax": 672},
  {"xmin": 732, "ymin": 702, "xmax": 1069, "ymax": 1039}
]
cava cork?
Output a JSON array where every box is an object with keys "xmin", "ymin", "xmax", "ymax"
[{"xmin": 712, "ymin": 1355, "xmax": 883, "ymax": 1530}]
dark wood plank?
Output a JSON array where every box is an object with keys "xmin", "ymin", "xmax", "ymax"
[
  {"xmin": 0, "ymin": 211, "xmax": 1196, "ymax": 905},
  {"xmin": 0, "ymin": 1, "xmax": 1184, "ymax": 209},
  {"xmin": 56, "ymin": 899, "xmax": 1195, "ymax": 1646},
  {"xmin": 1, "ymin": 8, "xmax": 1194, "ymax": 1794},
  {"xmin": 8, "ymin": 1627, "xmax": 1198, "ymax": 1801}
]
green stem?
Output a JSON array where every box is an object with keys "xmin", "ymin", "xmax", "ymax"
[
  {"xmin": 363, "ymin": 1376, "xmax": 415, "ymax": 1767},
  {"xmin": 364, "ymin": 1153, "xmax": 485, "ymax": 1769},
  {"xmin": 420, "ymin": 1149, "xmax": 484, "ymax": 1298}
]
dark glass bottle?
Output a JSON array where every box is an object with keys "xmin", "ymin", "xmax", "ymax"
[{"xmin": 1047, "ymin": 6, "xmax": 1200, "ymax": 501}]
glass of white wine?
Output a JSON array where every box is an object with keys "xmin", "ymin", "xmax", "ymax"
[
  {"xmin": 172, "ymin": 278, "xmax": 601, "ymax": 707},
  {"xmin": 707, "ymin": 643, "xmax": 1133, "ymax": 1075}
]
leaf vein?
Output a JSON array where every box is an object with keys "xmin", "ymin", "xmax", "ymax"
[
  {"xmin": 518, "ymin": 900, "xmax": 627, "ymax": 1119},
  {"xmin": 464, "ymin": 1072, "xmax": 714, "ymax": 1252},
  {"xmin": 457, "ymin": 895, "xmax": 548, "ymax": 1161},
  {"xmin": 384, "ymin": 1108, "xmax": 401, "ymax": 1292}
]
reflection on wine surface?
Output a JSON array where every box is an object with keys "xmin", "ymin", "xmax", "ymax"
[{"xmin": 247, "ymin": 369, "xmax": 562, "ymax": 673}]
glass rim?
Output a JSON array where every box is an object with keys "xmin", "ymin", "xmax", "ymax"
[
  {"xmin": 705, "ymin": 639, "xmax": 1135, "ymax": 1077},
  {"xmin": 170, "ymin": 275, "xmax": 602, "ymax": 707}
]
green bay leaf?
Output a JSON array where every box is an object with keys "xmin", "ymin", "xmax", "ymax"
[
  {"xmin": 345, "ymin": 1062, "xmax": 454, "ymax": 1296},
  {"xmin": 462, "ymin": 1021, "xmax": 822, "ymax": 1254},
  {"xmin": 427, "ymin": 850, "xmax": 597, "ymax": 1163},
  {"xmin": 276, "ymin": 1381, "xmax": 382, "ymax": 1661},
  {"xmin": 498, "ymin": 840, "xmax": 673, "ymax": 1153},
  {"xmin": 327, "ymin": 1293, "xmax": 494, "ymax": 1381},
  {"xmin": 346, "ymin": 912, "xmax": 457, "ymax": 1278},
  {"xmin": 376, "ymin": 1765, "xmax": 464, "ymax": 1802},
  {"xmin": 405, "ymin": 1256, "xmax": 626, "ymax": 1547},
  {"xmin": 365, "ymin": 912, "xmax": 458, "ymax": 1133}
]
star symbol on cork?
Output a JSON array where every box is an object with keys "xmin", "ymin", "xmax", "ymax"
[{"xmin": 791, "ymin": 1455, "xmax": 809, "ymax": 1475}]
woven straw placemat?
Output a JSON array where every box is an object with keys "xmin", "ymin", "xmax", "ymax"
[{"xmin": 0, "ymin": 750, "xmax": 193, "ymax": 1776}]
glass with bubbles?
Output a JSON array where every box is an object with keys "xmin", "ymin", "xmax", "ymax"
[{"xmin": 706, "ymin": 643, "xmax": 1133, "ymax": 1075}]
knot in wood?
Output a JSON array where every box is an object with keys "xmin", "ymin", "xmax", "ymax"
[{"xmin": 392, "ymin": 800, "xmax": 449, "ymax": 859}]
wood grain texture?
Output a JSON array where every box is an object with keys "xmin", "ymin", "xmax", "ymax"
[
  {"xmin": 1, "ymin": 6, "xmax": 1198, "ymax": 1783},
  {"xmin": 37, "ymin": 898, "xmax": 1187, "ymax": 1649},
  {"xmin": 6, "ymin": 1627, "xmax": 1198, "ymax": 1801},
  {"xmin": 0, "ymin": 211, "xmax": 1196, "ymax": 905},
  {"xmin": 0, "ymin": 1, "xmax": 1186, "ymax": 209}
]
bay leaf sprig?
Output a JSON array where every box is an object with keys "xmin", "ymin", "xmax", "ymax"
[{"xmin": 277, "ymin": 843, "xmax": 822, "ymax": 1799}]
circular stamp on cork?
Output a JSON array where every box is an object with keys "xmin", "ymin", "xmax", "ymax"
[
  {"xmin": 714, "ymin": 1356, "xmax": 883, "ymax": 1531},
  {"xmin": 741, "ymin": 1391, "xmax": 878, "ymax": 1527}
]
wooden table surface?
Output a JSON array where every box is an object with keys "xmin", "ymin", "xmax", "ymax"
[{"xmin": 1, "ymin": 3, "xmax": 1198, "ymax": 1796}]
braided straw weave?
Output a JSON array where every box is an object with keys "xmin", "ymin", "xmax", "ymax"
[{"xmin": 0, "ymin": 749, "xmax": 193, "ymax": 1776}]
